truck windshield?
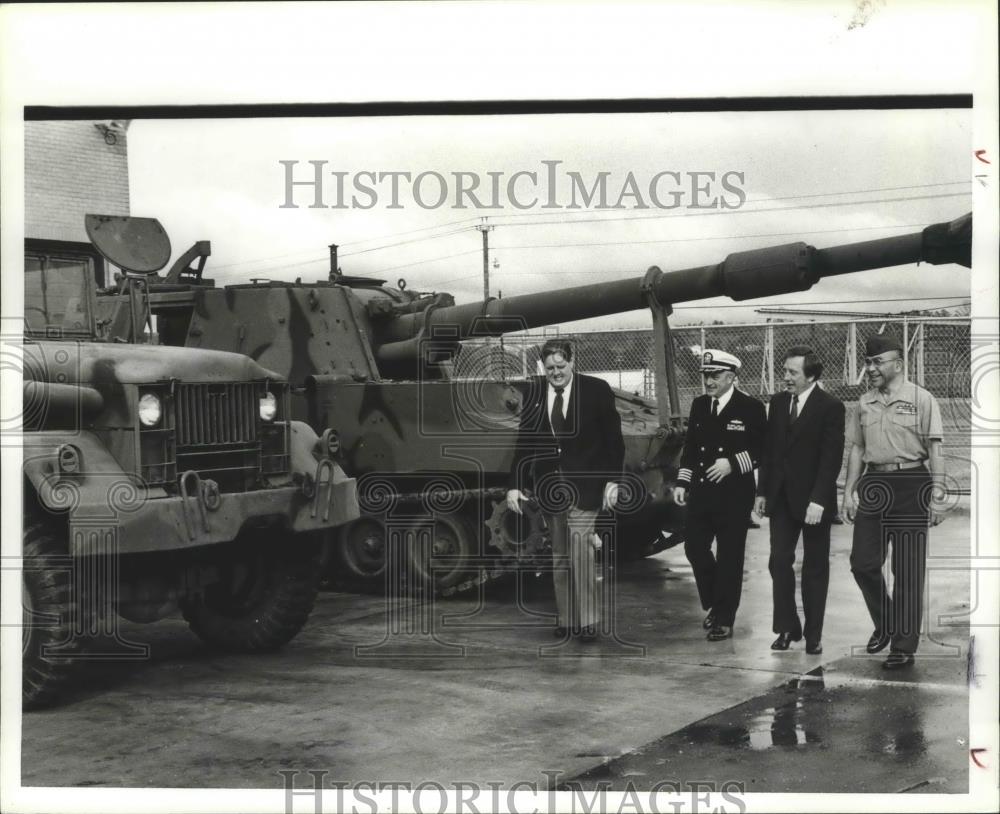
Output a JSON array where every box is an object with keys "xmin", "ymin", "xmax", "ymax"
[{"xmin": 25, "ymin": 254, "xmax": 95, "ymax": 338}]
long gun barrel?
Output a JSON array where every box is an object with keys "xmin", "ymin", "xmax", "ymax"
[{"xmin": 377, "ymin": 213, "xmax": 971, "ymax": 351}]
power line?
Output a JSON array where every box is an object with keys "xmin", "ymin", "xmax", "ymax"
[
  {"xmin": 483, "ymin": 191, "xmax": 971, "ymax": 228},
  {"xmin": 371, "ymin": 248, "xmax": 483, "ymax": 275},
  {"xmin": 339, "ymin": 225, "xmax": 473, "ymax": 257},
  {"xmin": 204, "ymin": 180, "xmax": 967, "ymax": 274},
  {"xmin": 491, "ymin": 180, "xmax": 970, "ymax": 221},
  {"xmin": 211, "ymin": 225, "xmax": 476, "ymax": 279},
  {"xmin": 337, "ymin": 215, "xmax": 483, "ymax": 247}
]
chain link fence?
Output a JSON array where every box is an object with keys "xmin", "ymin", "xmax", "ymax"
[{"xmin": 455, "ymin": 317, "xmax": 972, "ymax": 492}]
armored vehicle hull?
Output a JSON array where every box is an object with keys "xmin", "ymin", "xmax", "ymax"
[{"xmin": 134, "ymin": 213, "xmax": 971, "ymax": 594}]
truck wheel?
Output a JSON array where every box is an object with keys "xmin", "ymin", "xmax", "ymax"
[
  {"xmin": 22, "ymin": 523, "xmax": 78, "ymax": 710},
  {"xmin": 181, "ymin": 535, "xmax": 322, "ymax": 651},
  {"xmin": 407, "ymin": 512, "xmax": 476, "ymax": 592}
]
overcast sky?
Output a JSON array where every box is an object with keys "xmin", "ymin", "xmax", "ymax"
[{"xmin": 128, "ymin": 108, "xmax": 973, "ymax": 330}]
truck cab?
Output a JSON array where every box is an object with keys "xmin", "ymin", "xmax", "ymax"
[{"xmin": 21, "ymin": 216, "xmax": 359, "ymax": 709}]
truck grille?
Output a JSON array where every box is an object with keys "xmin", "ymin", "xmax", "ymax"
[
  {"xmin": 138, "ymin": 382, "xmax": 289, "ymax": 493},
  {"xmin": 176, "ymin": 383, "xmax": 258, "ymax": 445}
]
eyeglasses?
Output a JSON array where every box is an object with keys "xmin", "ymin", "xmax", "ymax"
[{"xmin": 863, "ymin": 355, "xmax": 902, "ymax": 367}]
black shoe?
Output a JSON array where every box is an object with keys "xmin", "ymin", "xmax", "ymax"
[
  {"xmin": 579, "ymin": 625, "xmax": 598, "ymax": 642},
  {"xmin": 702, "ymin": 612, "xmax": 716, "ymax": 630},
  {"xmin": 806, "ymin": 640, "xmax": 823, "ymax": 655},
  {"xmin": 770, "ymin": 631, "xmax": 801, "ymax": 651},
  {"xmin": 748, "ymin": 519, "xmax": 761, "ymax": 529},
  {"xmin": 883, "ymin": 652, "xmax": 915, "ymax": 670},
  {"xmin": 554, "ymin": 626, "xmax": 568, "ymax": 638},
  {"xmin": 866, "ymin": 630, "xmax": 891, "ymax": 654},
  {"xmin": 707, "ymin": 625, "xmax": 732, "ymax": 641}
]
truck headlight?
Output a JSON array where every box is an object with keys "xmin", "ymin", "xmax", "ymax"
[
  {"xmin": 138, "ymin": 392, "xmax": 162, "ymax": 427},
  {"xmin": 259, "ymin": 391, "xmax": 277, "ymax": 421}
]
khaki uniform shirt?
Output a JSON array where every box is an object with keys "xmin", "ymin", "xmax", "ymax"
[{"xmin": 846, "ymin": 381, "xmax": 944, "ymax": 464}]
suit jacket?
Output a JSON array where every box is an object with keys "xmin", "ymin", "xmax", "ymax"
[
  {"xmin": 676, "ymin": 389, "xmax": 766, "ymax": 508},
  {"xmin": 507, "ymin": 373, "xmax": 625, "ymax": 512},
  {"xmin": 757, "ymin": 386, "xmax": 845, "ymax": 523}
]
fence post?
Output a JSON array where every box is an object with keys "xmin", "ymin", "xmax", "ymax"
[
  {"xmin": 902, "ymin": 317, "xmax": 909, "ymax": 380},
  {"xmin": 699, "ymin": 327, "xmax": 706, "ymax": 394},
  {"xmin": 847, "ymin": 321, "xmax": 857, "ymax": 384},
  {"xmin": 766, "ymin": 323, "xmax": 775, "ymax": 393},
  {"xmin": 916, "ymin": 322, "xmax": 925, "ymax": 386}
]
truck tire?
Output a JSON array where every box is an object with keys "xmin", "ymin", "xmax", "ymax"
[
  {"xmin": 22, "ymin": 523, "xmax": 79, "ymax": 710},
  {"xmin": 181, "ymin": 535, "xmax": 323, "ymax": 651}
]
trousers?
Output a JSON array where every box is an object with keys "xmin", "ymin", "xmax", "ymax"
[
  {"xmin": 683, "ymin": 501, "xmax": 750, "ymax": 627},
  {"xmin": 546, "ymin": 506, "xmax": 600, "ymax": 630},
  {"xmin": 768, "ymin": 494, "xmax": 831, "ymax": 641},
  {"xmin": 849, "ymin": 466, "xmax": 932, "ymax": 654}
]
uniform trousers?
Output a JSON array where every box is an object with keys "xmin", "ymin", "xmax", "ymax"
[
  {"xmin": 768, "ymin": 492, "xmax": 831, "ymax": 641},
  {"xmin": 683, "ymin": 498, "xmax": 751, "ymax": 627},
  {"xmin": 849, "ymin": 466, "xmax": 931, "ymax": 654},
  {"xmin": 547, "ymin": 506, "xmax": 600, "ymax": 630}
]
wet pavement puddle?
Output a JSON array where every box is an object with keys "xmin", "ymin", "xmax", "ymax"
[{"xmin": 560, "ymin": 664, "xmax": 968, "ymax": 793}]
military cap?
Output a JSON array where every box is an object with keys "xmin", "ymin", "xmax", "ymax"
[
  {"xmin": 864, "ymin": 334, "xmax": 903, "ymax": 357},
  {"xmin": 700, "ymin": 349, "xmax": 741, "ymax": 372}
]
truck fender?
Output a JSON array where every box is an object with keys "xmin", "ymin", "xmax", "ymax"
[
  {"xmin": 287, "ymin": 420, "xmax": 322, "ymax": 477},
  {"xmin": 22, "ymin": 431, "xmax": 166, "ymax": 517}
]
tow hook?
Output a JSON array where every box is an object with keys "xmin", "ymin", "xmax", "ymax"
[
  {"xmin": 179, "ymin": 470, "xmax": 211, "ymax": 539},
  {"xmin": 310, "ymin": 458, "xmax": 337, "ymax": 522}
]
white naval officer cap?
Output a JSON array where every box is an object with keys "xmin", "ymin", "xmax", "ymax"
[{"xmin": 700, "ymin": 349, "xmax": 741, "ymax": 372}]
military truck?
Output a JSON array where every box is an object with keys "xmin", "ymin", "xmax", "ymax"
[
  {"xmin": 21, "ymin": 215, "xmax": 359, "ymax": 708},
  {"xmin": 124, "ymin": 212, "xmax": 971, "ymax": 594}
]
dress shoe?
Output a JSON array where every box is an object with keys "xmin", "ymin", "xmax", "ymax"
[
  {"xmin": 554, "ymin": 626, "xmax": 568, "ymax": 638},
  {"xmin": 707, "ymin": 625, "xmax": 732, "ymax": 641},
  {"xmin": 770, "ymin": 632, "xmax": 801, "ymax": 651},
  {"xmin": 748, "ymin": 519, "xmax": 761, "ymax": 529},
  {"xmin": 883, "ymin": 652, "xmax": 915, "ymax": 670},
  {"xmin": 579, "ymin": 625, "xmax": 598, "ymax": 642},
  {"xmin": 805, "ymin": 640, "xmax": 823, "ymax": 655},
  {"xmin": 702, "ymin": 612, "xmax": 716, "ymax": 630},
  {"xmin": 866, "ymin": 630, "xmax": 891, "ymax": 654}
]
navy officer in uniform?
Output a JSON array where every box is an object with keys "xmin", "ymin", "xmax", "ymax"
[
  {"xmin": 673, "ymin": 350, "xmax": 766, "ymax": 641},
  {"xmin": 842, "ymin": 334, "xmax": 946, "ymax": 669}
]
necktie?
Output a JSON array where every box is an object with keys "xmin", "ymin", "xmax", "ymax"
[
  {"xmin": 711, "ymin": 398, "xmax": 719, "ymax": 418},
  {"xmin": 790, "ymin": 394, "xmax": 799, "ymax": 424},
  {"xmin": 551, "ymin": 387, "xmax": 566, "ymax": 435}
]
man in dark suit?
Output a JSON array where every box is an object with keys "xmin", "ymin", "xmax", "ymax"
[
  {"xmin": 507, "ymin": 339, "xmax": 625, "ymax": 641},
  {"xmin": 755, "ymin": 346, "xmax": 845, "ymax": 655},
  {"xmin": 673, "ymin": 350, "xmax": 765, "ymax": 641}
]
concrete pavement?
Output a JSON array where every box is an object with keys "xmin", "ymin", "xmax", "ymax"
[{"xmin": 20, "ymin": 510, "xmax": 975, "ymax": 794}]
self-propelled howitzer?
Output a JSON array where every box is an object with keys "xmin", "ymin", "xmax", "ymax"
[{"xmin": 134, "ymin": 212, "xmax": 971, "ymax": 593}]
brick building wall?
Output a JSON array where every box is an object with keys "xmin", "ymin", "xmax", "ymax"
[{"xmin": 25, "ymin": 120, "xmax": 130, "ymax": 243}]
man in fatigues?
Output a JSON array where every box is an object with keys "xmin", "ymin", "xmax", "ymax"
[
  {"xmin": 843, "ymin": 334, "xmax": 946, "ymax": 670},
  {"xmin": 673, "ymin": 350, "xmax": 766, "ymax": 641}
]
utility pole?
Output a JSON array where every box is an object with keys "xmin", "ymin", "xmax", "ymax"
[{"xmin": 477, "ymin": 219, "xmax": 494, "ymax": 300}]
